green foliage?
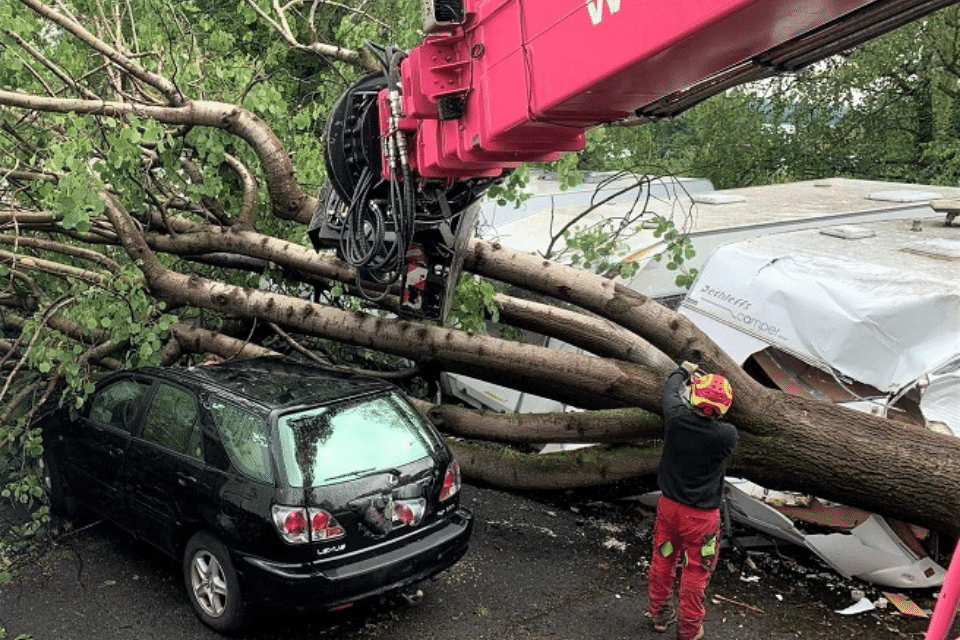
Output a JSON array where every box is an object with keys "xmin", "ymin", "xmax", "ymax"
[
  {"xmin": 447, "ymin": 275, "xmax": 499, "ymax": 334},
  {"xmin": 681, "ymin": 9, "xmax": 960, "ymax": 187},
  {"xmin": 558, "ymin": 214, "xmax": 694, "ymax": 288},
  {"xmin": 487, "ymin": 154, "xmax": 582, "ymax": 210},
  {"xmin": 649, "ymin": 215, "xmax": 698, "ymax": 289},
  {"xmin": 552, "ymin": 152, "xmax": 583, "ymax": 190},
  {"xmin": 485, "ymin": 165, "xmax": 532, "ymax": 208},
  {"xmin": 0, "ymin": 627, "xmax": 37, "ymax": 640},
  {"xmin": 0, "ymin": 463, "xmax": 47, "ymax": 510},
  {"xmin": 0, "ymin": 421, "xmax": 50, "ymax": 598},
  {"xmin": 0, "ymin": 628, "xmax": 35, "ymax": 640},
  {"xmin": 561, "ymin": 221, "xmax": 638, "ymax": 280},
  {"xmin": 25, "ymin": 275, "xmax": 175, "ymax": 401}
]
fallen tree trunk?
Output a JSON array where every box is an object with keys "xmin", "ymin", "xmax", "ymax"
[
  {"xmin": 448, "ymin": 440, "xmax": 662, "ymax": 491},
  {"xmin": 413, "ymin": 401, "xmax": 664, "ymax": 444}
]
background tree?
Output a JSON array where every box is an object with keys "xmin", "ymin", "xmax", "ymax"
[
  {"xmin": 2, "ymin": 0, "xmax": 960, "ymax": 572},
  {"xmin": 580, "ymin": 6, "xmax": 960, "ymax": 188}
]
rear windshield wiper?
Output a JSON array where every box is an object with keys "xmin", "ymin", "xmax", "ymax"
[{"xmin": 323, "ymin": 467, "xmax": 377, "ymax": 483}]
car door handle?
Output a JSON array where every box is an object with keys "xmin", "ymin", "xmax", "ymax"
[{"xmin": 176, "ymin": 472, "xmax": 198, "ymax": 487}]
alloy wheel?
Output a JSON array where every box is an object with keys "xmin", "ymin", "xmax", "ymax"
[{"xmin": 189, "ymin": 550, "xmax": 229, "ymax": 618}]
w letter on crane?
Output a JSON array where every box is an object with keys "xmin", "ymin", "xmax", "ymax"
[{"xmin": 587, "ymin": 0, "xmax": 622, "ymax": 25}]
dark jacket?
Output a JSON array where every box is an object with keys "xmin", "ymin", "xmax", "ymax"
[{"xmin": 657, "ymin": 366, "xmax": 738, "ymax": 510}]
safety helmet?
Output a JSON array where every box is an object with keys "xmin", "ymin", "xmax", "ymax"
[{"xmin": 688, "ymin": 374, "xmax": 733, "ymax": 417}]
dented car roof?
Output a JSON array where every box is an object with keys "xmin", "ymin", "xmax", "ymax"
[{"xmin": 142, "ymin": 356, "xmax": 393, "ymax": 410}]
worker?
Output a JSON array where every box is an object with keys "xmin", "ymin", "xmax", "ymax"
[{"xmin": 647, "ymin": 361, "xmax": 738, "ymax": 640}]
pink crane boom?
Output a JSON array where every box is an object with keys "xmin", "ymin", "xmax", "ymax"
[{"xmin": 312, "ymin": 0, "xmax": 956, "ymax": 318}]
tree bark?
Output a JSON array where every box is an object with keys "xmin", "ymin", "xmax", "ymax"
[
  {"xmin": 413, "ymin": 400, "xmax": 664, "ymax": 444},
  {"xmin": 448, "ymin": 440, "xmax": 662, "ymax": 491}
]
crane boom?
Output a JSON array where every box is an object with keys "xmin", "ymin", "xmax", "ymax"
[{"xmin": 312, "ymin": 0, "xmax": 958, "ymax": 319}]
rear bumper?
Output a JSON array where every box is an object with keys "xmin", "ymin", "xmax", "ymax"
[{"xmin": 237, "ymin": 507, "xmax": 473, "ymax": 612}]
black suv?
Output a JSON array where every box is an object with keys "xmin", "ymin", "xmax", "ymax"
[{"xmin": 37, "ymin": 356, "xmax": 473, "ymax": 632}]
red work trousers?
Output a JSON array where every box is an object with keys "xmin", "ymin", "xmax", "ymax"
[{"xmin": 647, "ymin": 494, "xmax": 721, "ymax": 639}]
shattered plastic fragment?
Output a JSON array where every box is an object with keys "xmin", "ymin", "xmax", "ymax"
[{"xmin": 836, "ymin": 599, "xmax": 875, "ymax": 615}]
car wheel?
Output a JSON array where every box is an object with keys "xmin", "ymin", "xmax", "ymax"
[
  {"xmin": 183, "ymin": 531, "xmax": 246, "ymax": 633},
  {"xmin": 39, "ymin": 453, "xmax": 73, "ymax": 516}
]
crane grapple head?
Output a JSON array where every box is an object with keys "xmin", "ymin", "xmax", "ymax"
[{"xmin": 311, "ymin": 66, "xmax": 489, "ymax": 321}]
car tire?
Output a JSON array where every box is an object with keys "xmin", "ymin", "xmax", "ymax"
[
  {"xmin": 183, "ymin": 531, "xmax": 246, "ymax": 633},
  {"xmin": 39, "ymin": 453, "xmax": 73, "ymax": 516}
]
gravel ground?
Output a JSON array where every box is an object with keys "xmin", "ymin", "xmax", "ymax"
[{"xmin": 0, "ymin": 483, "xmax": 956, "ymax": 640}]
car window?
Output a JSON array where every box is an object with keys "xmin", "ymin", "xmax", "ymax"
[
  {"xmin": 141, "ymin": 383, "xmax": 201, "ymax": 457},
  {"xmin": 88, "ymin": 379, "xmax": 150, "ymax": 433},
  {"xmin": 209, "ymin": 399, "xmax": 273, "ymax": 483},
  {"xmin": 277, "ymin": 392, "xmax": 442, "ymax": 488}
]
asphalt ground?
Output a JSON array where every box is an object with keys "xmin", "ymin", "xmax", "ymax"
[{"xmin": 1, "ymin": 483, "xmax": 956, "ymax": 640}]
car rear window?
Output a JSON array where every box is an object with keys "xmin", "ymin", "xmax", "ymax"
[{"xmin": 276, "ymin": 392, "xmax": 442, "ymax": 488}]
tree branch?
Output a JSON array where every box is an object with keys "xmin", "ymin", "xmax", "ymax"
[
  {"xmin": 0, "ymin": 249, "xmax": 109, "ymax": 285},
  {"xmin": 241, "ymin": 0, "xmax": 379, "ymax": 71},
  {"xmin": 2, "ymin": 26, "xmax": 100, "ymax": 100},
  {"xmin": 0, "ymin": 234, "xmax": 122, "ymax": 275},
  {"xmin": 17, "ymin": 0, "xmax": 183, "ymax": 105},
  {"xmin": 0, "ymin": 90, "xmax": 317, "ymax": 223}
]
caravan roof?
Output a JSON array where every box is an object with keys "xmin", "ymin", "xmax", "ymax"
[{"xmin": 484, "ymin": 176, "xmax": 960, "ymax": 300}]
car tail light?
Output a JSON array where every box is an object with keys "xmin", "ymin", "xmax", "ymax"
[
  {"xmin": 395, "ymin": 503, "xmax": 416, "ymax": 525},
  {"xmin": 272, "ymin": 505, "xmax": 345, "ymax": 544},
  {"xmin": 273, "ymin": 507, "xmax": 309, "ymax": 544},
  {"xmin": 393, "ymin": 499, "xmax": 426, "ymax": 526},
  {"xmin": 311, "ymin": 509, "xmax": 346, "ymax": 541},
  {"xmin": 439, "ymin": 461, "xmax": 461, "ymax": 502}
]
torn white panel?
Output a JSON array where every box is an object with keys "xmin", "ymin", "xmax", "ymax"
[
  {"xmin": 634, "ymin": 492, "xmax": 660, "ymax": 509},
  {"xmin": 643, "ymin": 481, "xmax": 947, "ymax": 589},
  {"xmin": 723, "ymin": 480, "xmax": 807, "ymax": 546},
  {"xmin": 726, "ymin": 478, "xmax": 810, "ymax": 508},
  {"xmin": 538, "ymin": 443, "xmax": 594, "ymax": 453},
  {"xmin": 921, "ymin": 367, "xmax": 960, "ymax": 437},
  {"xmin": 836, "ymin": 399, "xmax": 888, "ymax": 417},
  {"xmin": 805, "ymin": 515, "xmax": 945, "ymax": 589},
  {"xmin": 681, "ymin": 229, "xmax": 960, "ymax": 395}
]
